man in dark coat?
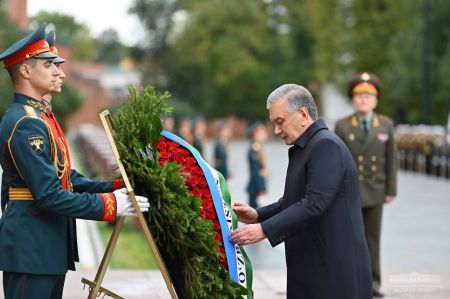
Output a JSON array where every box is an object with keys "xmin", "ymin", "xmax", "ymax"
[
  {"xmin": 230, "ymin": 84, "xmax": 372, "ymax": 299},
  {"xmin": 335, "ymin": 72, "xmax": 397, "ymax": 297}
]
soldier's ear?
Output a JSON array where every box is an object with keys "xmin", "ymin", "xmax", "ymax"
[{"xmin": 18, "ymin": 63, "xmax": 32, "ymax": 79}]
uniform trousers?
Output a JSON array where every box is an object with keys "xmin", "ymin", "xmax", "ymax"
[
  {"xmin": 362, "ymin": 204, "xmax": 383, "ymax": 291},
  {"xmin": 3, "ymin": 272, "xmax": 65, "ymax": 299},
  {"xmin": 248, "ymin": 192, "xmax": 259, "ymax": 209}
]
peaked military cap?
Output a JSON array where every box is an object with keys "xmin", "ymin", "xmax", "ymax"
[
  {"xmin": 347, "ymin": 72, "xmax": 383, "ymax": 98},
  {"xmin": 0, "ymin": 23, "xmax": 56, "ymax": 68},
  {"xmin": 45, "ymin": 30, "xmax": 66, "ymax": 64}
]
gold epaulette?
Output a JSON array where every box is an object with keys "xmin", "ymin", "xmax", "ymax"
[
  {"xmin": 373, "ymin": 115, "xmax": 380, "ymax": 128},
  {"xmin": 23, "ymin": 105, "xmax": 39, "ymax": 118},
  {"xmin": 351, "ymin": 115, "xmax": 359, "ymax": 127}
]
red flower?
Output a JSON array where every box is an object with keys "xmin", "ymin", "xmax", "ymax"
[
  {"xmin": 192, "ymin": 166, "xmax": 204, "ymax": 176},
  {"xmin": 187, "ymin": 175, "xmax": 202, "ymax": 187},
  {"xmin": 191, "ymin": 188, "xmax": 203, "ymax": 199},
  {"xmin": 159, "ymin": 151, "xmax": 171, "ymax": 160},
  {"xmin": 200, "ymin": 189, "xmax": 212, "ymax": 200},
  {"xmin": 202, "ymin": 199, "xmax": 213, "ymax": 210},
  {"xmin": 182, "ymin": 165, "xmax": 195, "ymax": 176},
  {"xmin": 213, "ymin": 220, "xmax": 221, "ymax": 231},
  {"xmin": 157, "ymin": 138, "xmax": 167, "ymax": 151},
  {"xmin": 174, "ymin": 155, "xmax": 185, "ymax": 164},
  {"xmin": 205, "ymin": 209, "xmax": 216, "ymax": 221},
  {"xmin": 174, "ymin": 147, "xmax": 190, "ymax": 157},
  {"xmin": 215, "ymin": 232, "xmax": 223, "ymax": 242},
  {"xmin": 184, "ymin": 156, "xmax": 197, "ymax": 165}
]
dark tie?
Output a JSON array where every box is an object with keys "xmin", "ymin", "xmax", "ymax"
[{"xmin": 362, "ymin": 119, "xmax": 368, "ymax": 134}]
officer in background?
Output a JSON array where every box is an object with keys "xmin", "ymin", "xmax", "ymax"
[
  {"xmin": 0, "ymin": 24, "xmax": 149, "ymax": 298},
  {"xmin": 213, "ymin": 120, "xmax": 232, "ymax": 180},
  {"xmin": 335, "ymin": 72, "xmax": 397, "ymax": 298},
  {"xmin": 246, "ymin": 121, "xmax": 268, "ymax": 209},
  {"xmin": 192, "ymin": 117, "xmax": 207, "ymax": 156}
]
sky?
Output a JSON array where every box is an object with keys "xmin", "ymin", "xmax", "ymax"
[{"xmin": 28, "ymin": 0, "xmax": 146, "ymax": 46}]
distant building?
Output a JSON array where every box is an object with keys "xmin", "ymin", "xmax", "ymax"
[
  {"xmin": 67, "ymin": 62, "xmax": 141, "ymax": 130},
  {"xmin": 1, "ymin": 0, "xmax": 28, "ymax": 30}
]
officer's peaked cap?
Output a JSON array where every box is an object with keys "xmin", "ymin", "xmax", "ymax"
[
  {"xmin": 45, "ymin": 30, "xmax": 66, "ymax": 64},
  {"xmin": 0, "ymin": 23, "xmax": 57, "ymax": 68}
]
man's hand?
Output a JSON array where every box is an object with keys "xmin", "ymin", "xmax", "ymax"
[
  {"xmin": 114, "ymin": 188, "xmax": 150, "ymax": 216},
  {"xmin": 385, "ymin": 195, "xmax": 395, "ymax": 203},
  {"xmin": 230, "ymin": 224, "xmax": 266, "ymax": 246},
  {"xmin": 232, "ymin": 201, "xmax": 258, "ymax": 224}
]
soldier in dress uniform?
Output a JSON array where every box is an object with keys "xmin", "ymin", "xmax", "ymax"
[
  {"xmin": 192, "ymin": 117, "xmax": 207, "ymax": 156},
  {"xmin": 335, "ymin": 72, "xmax": 397, "ymax": 298},
  {"xmin": 213, "ymin": 121, "xmax": 232, "ymax": 180},
  {"xmin": 246, "ymin": 121, "xmax": 268, "ymax": 209},
  {"xmin": 0, "ymin": 24, "xmax": 149, "ymax": 299}
]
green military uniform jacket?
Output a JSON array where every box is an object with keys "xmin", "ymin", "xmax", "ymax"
[
  {"xmin": 214, "ymin": 138, "xmax": 229, "ymax": 179},
  {"xmin": 335, "ymin": 113, "xmax": 397, "ymax": 207},
  {"xmin": 0, "ymin": 93, "xmax": 118, "ymax": 275}
]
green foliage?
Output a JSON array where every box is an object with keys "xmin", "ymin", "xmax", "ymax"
[
  {"xmin": 113, "ymin": 86, "xmax": 246, "ymax": 298},
  {"xmin": 97, "ymin": 219, "xmax": 157, "ymax": 269},
  {"xmin": 0, "ymin": 10, "xmax": 21, "ymax": 120},
  {"xmin": 131, "ymin": 0, "xmax": 315, "ymax": 121},
  {"xmin": 52, "ymin": 84, "xmax": 83, "ymax": 131},
  {"xmin": 132, "ymin": 0, "xmax": 450, "ymax": 124},
  {"xmin": 94, "ymin": 29, "xmax": 130, "ymax": 63},
  {"xmin": 305, "ymin": 0, "xmax": 450, "ymax": 124}
]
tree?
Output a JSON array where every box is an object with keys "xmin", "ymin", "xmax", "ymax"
[
  {"xmin": 94, "ymin": 29, "xmax": 129, "ymax": 63},
  {"xmin": 131, "ymin": 0, "xmax": 316, "ymax": 120},
  {"xmin": 305, "ymin": 0, "xmax": 450, "ymax": 124},
  {"xmin": 51, "ymin": 84, "xmax": 83, "ymax": 131},
  {"xmin": 32, "ymin": 11, "xmax": 96, "ymax": 61},
  {"xmin": 132, "ymin": 0, "xmax": 450, "ymax": 124},
  {"xmin": 0, "ymin": 9, "xmax": 22, "ymax": 120}
]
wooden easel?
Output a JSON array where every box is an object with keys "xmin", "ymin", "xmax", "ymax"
[{"xmin": 81, "ymin": 110, "xmax": 178, "ymax": 299}]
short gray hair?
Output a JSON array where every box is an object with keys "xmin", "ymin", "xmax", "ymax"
[{"xmin": 267, "ymin": 84, "xmax": 318, "ymax": 121}]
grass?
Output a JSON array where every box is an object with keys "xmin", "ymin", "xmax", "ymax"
[{"xmin": 97, "ymin": 218, "xmax": 158, "ymax": 269}]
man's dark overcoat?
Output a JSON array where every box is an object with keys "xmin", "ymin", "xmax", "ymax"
[{"xmin": 258, "ymin": 119, "xmax": 372, "ymax": 299}]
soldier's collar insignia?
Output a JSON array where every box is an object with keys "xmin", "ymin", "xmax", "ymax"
[
  {"xmin": 26, "ymin": 98, "xmax": 52, "ymax": 112},
  {"xmin": 28, "ymin": 135, "xmax": 45, "ymax": 154}
]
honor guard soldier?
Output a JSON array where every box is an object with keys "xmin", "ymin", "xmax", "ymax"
[
  {"xmin": 214, "ymin": 121, "xmax": 232, "ymax": 180},
  {"xmin": 192, "ymin": 117, "xmax": 207, "ymax": 156},
  {"xmin": 246, "ymin": 121, "xmax": 268, "ymax": 209},
  {"xmin": 0, "ymin": 24, "xmax": 149, "ymax": 299},
  {"xmin": 335, "ymin": 72, "xmax": 398, "ymax": 298}
]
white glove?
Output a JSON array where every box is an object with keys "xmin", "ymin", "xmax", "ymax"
[{"xmin": 114, "ymin": 188, "xmax": 150, "ymax": 217}]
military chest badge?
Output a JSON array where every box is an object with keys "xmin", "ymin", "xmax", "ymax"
[
  {"xmin": 377, "ymin": 132, "xmax": 389, "ymax": 143},
  {"xmin": 349, "ymin": 133, "xmax": 355, "ymax": 141},
  {"xmin": 28, "ymin": 135, "xmax": 45, "ymax": 154}
]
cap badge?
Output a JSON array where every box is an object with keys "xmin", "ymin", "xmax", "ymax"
[{"xmin": 361, "ymin": 72, "xmax": 371, "ymax": 81}]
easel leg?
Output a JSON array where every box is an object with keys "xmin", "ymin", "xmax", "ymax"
[{"xmin": 88, "ymin": 216, "xmax": 125, "ymax": 298}]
